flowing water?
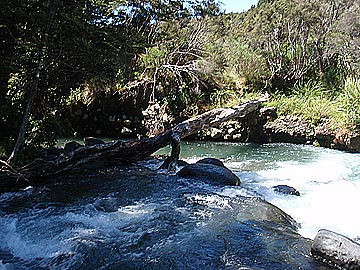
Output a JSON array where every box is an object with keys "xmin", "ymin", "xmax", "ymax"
[{"xmin": 0, "ymin": 142, "xmax": 359, "ymax": 270}]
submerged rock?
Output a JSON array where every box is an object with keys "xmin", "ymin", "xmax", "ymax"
[
  {"xmin": 311, "ymin": 229, "xmax": 360, "ymax": 269},
  {"xmin": 84, "ymin": 137, "xmax": 105, "ymax": 146},
  {"xmin": 273, "ymin": 185, "xmax": 300, "ymax": 196},
  {"xmin": 177, "ymin": 161, "xmax": 240, "ymax": 186}
]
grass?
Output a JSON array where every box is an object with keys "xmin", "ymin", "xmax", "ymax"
[{"xmin": 264, "ymin": 78, "xmax": 360, "ymax": 132}]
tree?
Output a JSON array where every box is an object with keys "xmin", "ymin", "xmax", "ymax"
[{"xmin": 5, "ymin": 0, "xmax": 58, "ymax": 164}]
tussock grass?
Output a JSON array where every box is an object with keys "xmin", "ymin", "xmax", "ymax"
[{"xmin": 265, "ymin": 78, "xmax": 360, "ymax": 132}]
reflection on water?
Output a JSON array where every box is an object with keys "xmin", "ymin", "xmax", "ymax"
[{"xmin": 1, "ymin": 142, "xmax": 356, "ymax": 270}]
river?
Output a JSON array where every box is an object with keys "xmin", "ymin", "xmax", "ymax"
[{"xmin": 0, "ymin": 142, "xmax": 359, "ymax": 269}]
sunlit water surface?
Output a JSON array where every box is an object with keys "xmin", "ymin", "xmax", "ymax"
[
  {"xmin": 168, "ymin": 142, "xmax": 360, "ymax": 240},
  {"xmin": 0, "ymin": 142, "xmax": 358, "ymax": 270}
]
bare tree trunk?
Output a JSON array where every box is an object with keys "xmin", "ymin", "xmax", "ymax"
[
  {"xmin": 7, "ymin": 0, "xmax": 57, "ymax": 165},
  {"xmin": 0, "ymin": 99, "xmax": 262, "ymax": 191}
]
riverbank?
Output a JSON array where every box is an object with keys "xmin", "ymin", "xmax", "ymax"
[{"xmin": 190, "ymin": 106, "xmax": 360, "ymax": 153}]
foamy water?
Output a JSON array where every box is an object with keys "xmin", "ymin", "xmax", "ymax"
[
  {"xmin": 0, "ymin": 142, "xmax": 358, "ymax": 270},
  {"xmin": 223, "ymin": 145, "xmax": 360, "ymax": 240}
]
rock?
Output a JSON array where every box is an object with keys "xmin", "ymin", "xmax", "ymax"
[
  {"xmin": 84, "ymin": 137, "xmax": 105, "ymax": 146},
  {"xmin": 347, "ymin": 135, "xmax": 360, "ymax": 152},
  {"xmin": 64, "ymin": 141, "xmax": 82, "ymax": 154},
  {"xmin": 177, "ymin": 163, "xmax": 240, "ymax": 186},
  {"xmin": 311, "ymin": 229, "xmax": 360, "ymax": 269},
  {"xmin": 232, "ymin": 133, "xmax": 242, "ymax": 141},
  {"xmin": 40, "ymin": 147, "xmax": 63, "ymax": 160},
  {"xmin": 273, "ymin": 185, "xmax": 300, "ymax": 196},
  {"xmin": 227, "ymin": 128, "xmax": 236, "ymax": 136},
  {"xmin": 196, "ymin": 158, "xmax": 225, "ymax": 168},
  {"xmin": 265, "ymin": 116, "xmax": 314, "ymax": 144},
  {"xmin": 121, "ymin": 127, "xmax": 133, "ymax": 135},
  {"xmin": 159, "ymin": 157, "xmax": 188, "ymax": 170},
  {"xmin": 210, "ymin": 128, "xmax": 223, "ymax": 139}
]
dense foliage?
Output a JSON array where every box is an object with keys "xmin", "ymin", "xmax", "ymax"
[{"xmin": 0, "ymin": 0, "xmax": 359, "ymax": 162}]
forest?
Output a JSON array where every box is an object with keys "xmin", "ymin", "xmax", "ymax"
[{"xmin": 1, "ymin": 0, "xmax": 359, "ymax": 165}]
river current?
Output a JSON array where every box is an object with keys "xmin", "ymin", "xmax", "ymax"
[{"xmin": 0, "ymin": 142, "xmax": 359, "ymax": 269}]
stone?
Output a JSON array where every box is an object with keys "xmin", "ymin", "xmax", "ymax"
[
  {"xmin": 121, "ymin": 127, "xmax": 133, "ymax": 135},
  {"xmin": 227, "ymin": 128, "xmax": 236, "ymax": 136},
  {"xmin": 347, "ymin": 136, "xmax": 360, "ymax": 152},
  {"xmin": 177, "ymin": 163, "xmax": 240, "ymax": 186},
  {"xmin": 232, "ymin": 133, "xmax": 242, "ymax": 141},
  {"xmin": 84, "ymin": 137, "xmax": 105, "ymax": 146},
  {"xmin": 210, "ymin": 127, "xmax": 223, "ymax": 139},
  {"xmin": 311, "ymin": 229, "xmax": 360, "ymax": 269},
  {"xmin": 273, "ymin": 185, "xmax": 300, "ymax": 196},
  {"xmin": 196, "ymin": 158, "xmax": 225, "ymax": 168},
  {"xmin": 64, "ymin": 141, "xmax": 82, "ymax": 154}
]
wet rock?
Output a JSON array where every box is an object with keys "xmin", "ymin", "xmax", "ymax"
[
  {"xmin": 84, "ymin": 137, "xmax": 105, "ymax": 146},
  {"xmin": 196, "ymin": 158, "xmax": 225, "ymax": 168},
  {"xmin": 64, "ymin": 141, "xmax": 82, "ymax": 154},
  {"xmin": 159, "ymin": 157, "xmax": 188, "ymax": 170},
  {"xmin": 311, "ymin": 229, "xmax": 360, "ymax": 269},
  {"xmin": 177, "ymin": 163, "xmax": 240, "ymax": 186},
  {"xmin": 273, "ymin": 185, "xmax": 300, "ymax": 196}
]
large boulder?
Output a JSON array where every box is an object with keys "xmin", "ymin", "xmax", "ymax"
[
  {"xmin": 177, "ymin": 159, "xmax": 240, "ymax": 186},
  {"xmin": 196, "ymin": 157, "xmax": 225, "ymax": 167},
  {"xmin": 311, "ymin": 229, "xmax": 360, "ymax": 269}
]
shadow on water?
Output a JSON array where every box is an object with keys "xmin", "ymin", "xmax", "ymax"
[{"xmin": 0, "ymin": 148, "xmax": 338, "ymax": 269}]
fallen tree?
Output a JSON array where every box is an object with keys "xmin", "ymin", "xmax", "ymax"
[{"xmin": 0, "ymin": 99, "xmax": 261, "ymax": 192}]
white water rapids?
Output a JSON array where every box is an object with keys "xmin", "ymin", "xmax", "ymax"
[
  {"xmin": 0, "ymin": 142, "xmax": 359, "ymax": 270},
  {"xmin": 180, "ymin": 142, "xmax": 360, "ymax": 240}
]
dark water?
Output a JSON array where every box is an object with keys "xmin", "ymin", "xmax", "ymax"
[{"xmin": 1, "ymin": 142, "xmax": 353, "ymax": 270}]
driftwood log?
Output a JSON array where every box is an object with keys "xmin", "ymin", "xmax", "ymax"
[{"xmin": 0, "ymin": 99, "xmax": 261, "ymax": 191}]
